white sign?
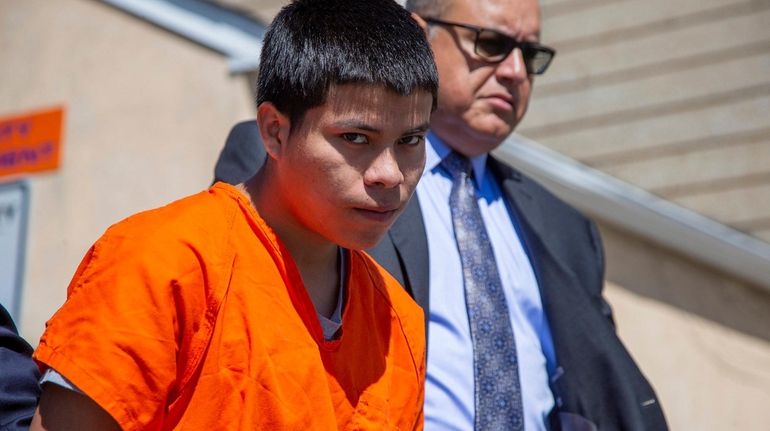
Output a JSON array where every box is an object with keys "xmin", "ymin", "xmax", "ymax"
[{"xmin": 0, "ymin": 181, "xmax": 29, "ymax": 321}]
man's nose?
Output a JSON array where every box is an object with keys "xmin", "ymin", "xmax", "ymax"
[
  {"xmin": 364, "ymin": 149, "xmax": 404, "ymax": 188},
  {"xmin": 495, "ymin": 48, "xmax": 529, "ymax": 84}
]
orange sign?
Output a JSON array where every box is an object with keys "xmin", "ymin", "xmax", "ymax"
[{"xmin": 0, "ymin": 106, "xmax": 65, "ymax": 179}]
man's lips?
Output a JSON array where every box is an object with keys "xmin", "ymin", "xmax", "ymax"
[
  {"xmin": 354, "ymin": 205, "xmax": 401, "ymax": 223},
  {"xmin": 483, "ymin": 94, "xmax": 515, "ymax": 111}
]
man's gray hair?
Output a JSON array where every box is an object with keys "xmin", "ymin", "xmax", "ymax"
[{"xmin": 405, "ymin": 0, "xmax": 451, "ymax": 17}]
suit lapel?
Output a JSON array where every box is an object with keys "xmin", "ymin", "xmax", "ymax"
[
  {"xmin": 491, "ymin": 159, "xmax": 598, "ymax": 335},
  {"xmin": 495, "ymin": 165, "xmax": 581, "ymax": 317},
  {"xmin": 387, "ymin": 196, "xmax": 431, "ymax": 311},
  {"xmin": 488, "ymin": 157, "xmax": 576, "ymax": 286}
]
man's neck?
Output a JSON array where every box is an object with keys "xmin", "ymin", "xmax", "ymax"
[{"xmin": 238, "ymin": 173, "xmax": 341, "ymax": 318}]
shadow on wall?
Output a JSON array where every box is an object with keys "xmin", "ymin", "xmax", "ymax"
[{"xmin": 598, "ymin": 221, "xmax": 770, "ymax": 343}]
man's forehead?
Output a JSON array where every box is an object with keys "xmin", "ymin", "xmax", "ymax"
[
  {"xmin": 326, "ymin": 83, "xmax": 400, "ymax": 100},
  {"xmin": 324, "ymin": 84, "xmax": 432, "ymax": 110},
  {"xmin": 446, "ymin": 0, "xmax": 541, "ymax": 37},
  {"xmin": 314, "ymin": 83, "xmax": 433, "ymax": 128}
]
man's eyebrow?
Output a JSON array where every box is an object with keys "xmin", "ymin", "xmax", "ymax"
[
  {"xmin": 404, "ymin": 122, "xmax": 431, "ymax": 135},
  {"xmin": 332, "ymin": 121, "xmax": 431, "ymax": 135},
  {"xmin": 333, "ymin": 120, "xmax": 380, "ymax": 132}
]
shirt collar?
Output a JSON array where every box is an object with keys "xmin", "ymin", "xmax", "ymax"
[{"xmin": 425, "ymin": 132, "xmax": 488, "ymax": 186}]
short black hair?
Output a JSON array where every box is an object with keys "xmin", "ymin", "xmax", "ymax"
[{"xmin": 257, "ymin": 0, "xmax": 438, "ymax": 129}]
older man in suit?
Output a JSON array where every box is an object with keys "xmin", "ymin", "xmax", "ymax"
[{"xmin": 215, "ymin": 0, "xmax": 668, "ymax": 429}]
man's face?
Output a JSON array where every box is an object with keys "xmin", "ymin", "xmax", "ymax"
[
  {"xmin": 271, "ymin": 84, "xmax": 432, "ymax": 250},
  {"xmin": 428, "ymin": 0, "xmax": 541, "ymax": 157}
]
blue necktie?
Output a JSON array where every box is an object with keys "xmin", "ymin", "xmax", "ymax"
[{"xmin": 442, "ymin": 151, "xmax": 524, "ymax": 431}]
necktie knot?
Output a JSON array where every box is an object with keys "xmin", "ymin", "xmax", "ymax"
[{"xmin": 441, "ymin": 151, "xmax": 473, "ymax": 180}]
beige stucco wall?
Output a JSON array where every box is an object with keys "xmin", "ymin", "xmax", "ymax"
[
  {"xmin": 0, "ymin": 0, "xmax": 255, "ymax": 339},
  {"xmin": 524, "ymin": 0, "xmax": 770, "ymax": 243},
  {"xmin": 599, "ymin": 221, "xmax": 770, "ymax": 430}
]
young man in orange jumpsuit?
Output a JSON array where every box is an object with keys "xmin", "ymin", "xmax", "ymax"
[{"xmin": 30, "ymin": 0, "xmax": 438, "ymax": 429}]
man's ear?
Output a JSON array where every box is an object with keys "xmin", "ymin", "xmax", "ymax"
[
  {"xmin": 411, "ymin": 12, "xmax": 429, "ymax": 35},
  {"xmin": 256, "ymin": 102, "xmax": 291, "ymax": 159}
]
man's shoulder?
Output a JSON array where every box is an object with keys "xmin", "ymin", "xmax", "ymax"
[
  {"xmin": 487, "ymin": 155, "xmax": 603, "ymax": 276},
  {"xmin": 488, "ymin": 155, "xmax": 593, "ymax": 224},
  {"xmin": 104, "ymin": 185, "xmax": 241, "ymax": 249},
  {"xmin": 78, "ymin": 184, "xmax": 245, "ymax": 285}
]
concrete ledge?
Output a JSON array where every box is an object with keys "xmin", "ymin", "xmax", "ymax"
[{"xmin": 495, "ymin": 135, "xmax": 770, "ymax": 291}]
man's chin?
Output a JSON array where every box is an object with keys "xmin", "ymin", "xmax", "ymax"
[
  {"xmin": 433, "ymin": 114, "xmax": 515, "ymax": 155},
  {"xmin": 464, "ymin": 122, "xmax": 513, "ymax": 153},
  {"xmin": 336, "ymin": 231, "xmax": 388, "ymax": 252},
  {"xmin": 467, "ymin": 110, "xmax": 515, "ymax": 134},
  {"xmin": 491, "ymin": 114, "xmax": 519, "ymax": 137}
]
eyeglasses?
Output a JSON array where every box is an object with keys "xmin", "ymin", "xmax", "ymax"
[{"xmin": 422, "ymin": 17, "xmax": 556, "ymax": 75}]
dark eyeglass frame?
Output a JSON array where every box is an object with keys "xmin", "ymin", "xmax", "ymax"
[{"xmin": 422, "ymin": 16, "xmax": 556, "ymax": 75}]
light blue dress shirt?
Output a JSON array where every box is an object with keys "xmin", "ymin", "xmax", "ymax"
[{"xmin": 419, "ymin": 134, "xmax": 557, "ymax": 430}]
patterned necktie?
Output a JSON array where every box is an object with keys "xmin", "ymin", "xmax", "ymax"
[{"xmin": 442, "ymin": 151, "xmax": 524, "ymax": 431}]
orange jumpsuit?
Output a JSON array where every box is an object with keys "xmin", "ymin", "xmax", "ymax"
[{"xmin": 34, "ymin": 183, "xmax": 425, "ymax": 430}]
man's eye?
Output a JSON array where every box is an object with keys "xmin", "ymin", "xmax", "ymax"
[
  {"xmin": 342, "ymin": 133, "xmax": 368, "ymax": 144},
  {"xmin": 476, "ymin": 35, "xmax": 507, "ymax": 57},
  {"xmin": 399, "ymin": 135, "xmax": 424, "ymax": 146}
]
